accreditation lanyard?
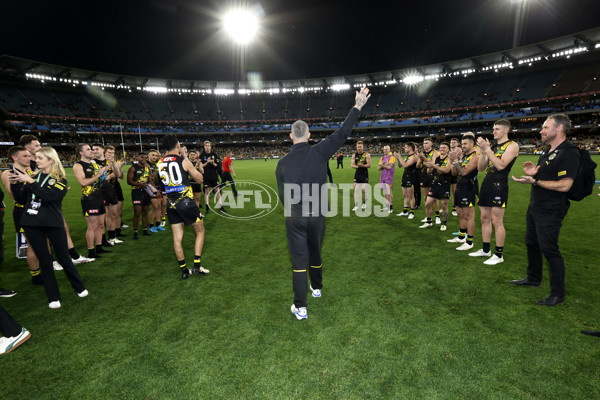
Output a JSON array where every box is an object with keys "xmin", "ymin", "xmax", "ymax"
[{"xmin": 27, "ymin": 173, "xmax": 50, "ymax": 215}]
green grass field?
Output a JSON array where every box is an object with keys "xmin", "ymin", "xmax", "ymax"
[{"xmin": 2, "ymin": 155, "xmax": 600, "ymax": 399}]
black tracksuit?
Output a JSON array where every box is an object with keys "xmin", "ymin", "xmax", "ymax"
[
  {"xmin": 276, "ymin": 107, "xmax": 360, "ymax": 308},
  {"xmin": 12, "ymin": 173, "xmax": 86, "ymax": 304}
]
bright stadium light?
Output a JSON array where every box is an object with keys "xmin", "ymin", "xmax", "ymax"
[
  {"xmin": 223, "ymin": 9, "xmax": 259, "ymax": 45},
  {"xmin": 403, "ymin": 75, "xmax": 424, "ymax": 85},
  {"xmin": 330, "ymin": 84, "xmax": 350, "ymax": 91}
]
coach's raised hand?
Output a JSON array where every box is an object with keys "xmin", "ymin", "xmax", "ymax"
[{"xmin": 354, "ymin": 87, "xmax": 371, "ymax": 110}]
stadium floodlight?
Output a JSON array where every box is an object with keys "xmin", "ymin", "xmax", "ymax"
[
  {"xmin": 143, "ymin": 86, "xmax": 168, "ymax": 94},
  {"xmin": 402, "ymin": 75, "xmax": 424, "ymax": 85},
  {"xmin": 223, "ymin": 9, "xmax": 260, "ymax": 45},
  {"xmin": 214, "ymin": 88, "xmax": 235, "ymax": 96},
  {"xmin": 330, "ymin": 84, "xmax": 350, "ymax": 91}
]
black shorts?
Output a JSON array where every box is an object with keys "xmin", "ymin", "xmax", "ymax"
[
  {"xmin": 450, "ymin": 174, "xmax": 458, "ymax": 185},
  {"xmin": 167, "ymin": 197, "xmax": 204, "ymax": 225},
  {"xmin": 12, "ymin": 205, "xmax": 25, "ymax": 232},
  {"xmin": 428, "ymin": 182, "xmax": 451, "ymax": 200},
  {"xmin": 81, "ymin": 197, "xmax": 106, "ymax": 216},
  {"xmin": 454, "ymin": 185, "xmax": 477, "ymax": 208},
  {"xmin": 420, "ymin": 173, "xmax": 434, "ymax": 188},
  {"xmin": 132, "ymin": 189, "xmax": 151, "ymax": 207},
  {"xmin": 401, "ymin": 174, "xmax": 413, "ymax": 188},
  {"xmin": 478, "ymin": 181, "xmax": 508, "ymax": 208},
  {"xmin": 204, "ymin": 178, "xmax": 219, "ymax": 191},
  {"xmin": 191, "ymin": 183, "xmax": 203, "ymax": 193},
  {"xmin": 354, "ymin": 170, "xmax": 369, "ymax": 184},
  {"xmin": 102, "ymin": 182, "xmax": 119, "ymax": 206},
  {"xmin": 113, "ymin": 180, "xmax": 124, "ymax": 202}
]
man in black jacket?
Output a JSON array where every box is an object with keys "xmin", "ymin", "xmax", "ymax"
[{"xmin": 276, "ymin": 87, "xmax": 370, "ymax": 320}]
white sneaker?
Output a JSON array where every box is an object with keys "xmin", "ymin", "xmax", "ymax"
[
  {"xmin": 121, "ymin": 224, "xmax": 129, "ymax": 229},
  {"xmin": 291, "ymin": 304, "xmax": 307, "ymax": 320},
  {"xmin": 73, "ymin": 256, "xmax": 95, "ymax": 264},
  {"xmin": 111, "ymin": 238, "xmax": 124, "ymax": 244},
  {"xmin": 469, "ymin": 249, "xmax": 491, "ymax": 257},
  {"xmin": 49, "ymin": 301, "xmax": 61, "ymax": 309},
  {"xmin": 53, "ymin": 261, "xmax": 63, "ymax": 271},
  {"xmin": 0, "ymin": 327, "xmax": 31, "ymax": 355},
  {"xmin": 452, "ymin": 211, "xmax": 458, "ymax": 216},
  {"xmin": 397, "ymin": 212, "xmax": 408, "ymax": 216},
  {"xmin": 78, "ymin": 289, "xmax": 89, "ymax": 298},
  {"xmin": 361, "ymin": 203, "xmax": 366, "ymax": 210},
  {"xmin": 456, "ymin": 242, "xmax": 474, "ymax": 251},
  {"xmin": 447, "ymin": 237, "xmax": 466, "ymax": 243},
  {"xmin": 419, "ymin": 222, "xmax": 433, "ymax": 228},
  {"xmin": 310, "ymin": 285, "xmax": 322, "ymax": 298},
  {"xmin": 407, "ymin": 213, "xmax": 415, "ymax": 220},
  {"xmin": 483, "ymin": 255, "xmax": 504, "ymax": 265},
  {"xmin": 440, "ymin": 225, "xmax": 447, "ymax": 231},
  {"xmin": 352, "ymin": 206, "xmax": 358, "ymax": 211},
  {"xmin": 435, "ymin": 217, "xmax": 441, "ymax": 224},
  {"xmin": 105, "ymin": 239, "xmax": 116, "ymax": 246},
  {"xmin": 421, "ymin": 217, "xmax": 428, "ymax": 222},
  {"xmin": 160, "ymin": 220, "xmax": 166, "ymax": 227}
]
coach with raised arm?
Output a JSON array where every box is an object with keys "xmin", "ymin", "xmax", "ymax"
[
  {"xmin": 511, "ymin": 114, "xmax": 581, "ymax": 306},
  {"xmin": 276, "ymin": 86, "xmax": 370, "ymax": 320}
]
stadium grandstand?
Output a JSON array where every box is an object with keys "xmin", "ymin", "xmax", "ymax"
[{"xmin": 1, "ymin": 27, "xmax": 599, "ymax": 164}]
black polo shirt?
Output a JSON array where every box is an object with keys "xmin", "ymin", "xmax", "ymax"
[{"xmin": 531, "ymin": 140, "xmax": 580, "ymax": 210}]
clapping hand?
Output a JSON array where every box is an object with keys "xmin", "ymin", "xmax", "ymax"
[
  {"xmin": 476, "ymin": 137, "xmax": 490, "ymax": 152},
  {"xmin": 522, "ymin": 161, "xmax": 539, "ymax": 177}
]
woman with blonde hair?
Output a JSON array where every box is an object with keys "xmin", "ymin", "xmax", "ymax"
[{"xmin": 10, "ymin": 147, "xmax": 88, "ymax": 309}]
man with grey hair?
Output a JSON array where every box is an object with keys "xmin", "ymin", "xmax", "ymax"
[
  {"xmin": 511, "ymin": 114, "xmax": 581, "ymax": 306},
  {"xmin": 276, "ymin": 87, "xmax": 370, "ymax": 320}
]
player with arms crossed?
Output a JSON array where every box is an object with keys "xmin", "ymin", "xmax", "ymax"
[{"xmin": 160, "ymin": 135, "xmax": 209, "ymax": 279}]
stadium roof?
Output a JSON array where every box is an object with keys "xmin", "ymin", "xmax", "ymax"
[{"xmin": 2, "ymin": 27, "xmax": 600, "ymax": 93}]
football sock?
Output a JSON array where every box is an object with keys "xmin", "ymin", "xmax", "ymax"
[
  {"xmin": 178, "ymin": 259, "xmax": 187, "ymax": 271},
  {"xmin": 459, "ymin": 229, "xmax": 467, "ymax": 239},
  {"xmin": 482, "ymin": 242, "xmax": 491, "ymax": 253},
  {"xmin": 495, "ymin": 246, "xmax": 504, "ymax": 258},
  {"xmin": 88, "ymin": 248, "xmax": 96, "ymax": 259},
  {"xmin": 467, "ymin": 235, "xmax": 474, "ymax": 245},
  {"xmin": 69, "ymin": 247, "xmax": 80, "ymax": 259}
]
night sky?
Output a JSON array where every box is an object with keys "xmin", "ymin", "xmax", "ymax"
[{"xmin": 2, "ymin": 0, "xmax": 599, "ymax": 81}]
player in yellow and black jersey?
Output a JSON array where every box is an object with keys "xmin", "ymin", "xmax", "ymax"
[
  {"xmin": 471, "ymin": 119, "xmax": 519, "ymax": 265},
  {"xmin": 447, "ymin": 134, "xmax": 480, "ymax": 251},
  {"xmin": 147, "ymin": 149, "xmax": 166, "ymax": 233},
  {"xmin": 127, "ymin": 152, "xmax": 153, "ymax": 240},
  {"xmin": 393, "ymin": 142, "xmax": 418, "ymax": 218},
  {"xmin": 74, "ymin": 144, "xmax": 112, "ymax": 259},
  {"xmin": 160, "ymin": 134, "xmax": 209, "ymax": 280},
  {"xmin": 1, "ymin": 146, "xmax": 42, "ymax": 284},
  {"xmin": 422, "ymin": 142, "xmax": 453, "ymax": 230}
]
